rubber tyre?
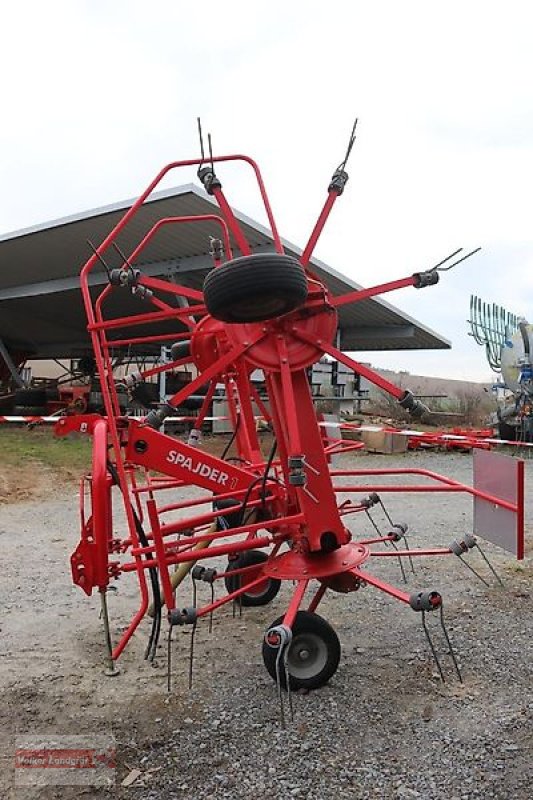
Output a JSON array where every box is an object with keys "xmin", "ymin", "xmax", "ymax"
[
  {"xmin": 14, "ymin": 388, "xmax": 46, "ymax": 406},
  {"xmin": 262, "ymin": 610, "xmax": 341, "ymax": 691},
  {"xmin": 12, "ymin": 405, "xmax": 48, "ymax": 415},
  {"xmin": 498, "ymin": 421, "xmax": 516, "ymax": 441},
  {"xmin": 225, "ymin": 550, "xmax": 281, "ymax": 607},
  {"xmin": 170, "ymin": 340, "xmax": 191, "ymax": 361},
  {"xmin": 203, "ymin": 253, "xmax": 308, "ymax": 323}
]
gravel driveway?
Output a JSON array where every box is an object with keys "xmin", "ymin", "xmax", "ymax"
[{"xmin": 1, "ymin": 449, "xmax": 532, "ymax": 799}]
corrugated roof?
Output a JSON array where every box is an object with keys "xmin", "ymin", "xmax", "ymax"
[{"xmin": 0, "ymin": 185, "xmax": 450, "ymax": 358}]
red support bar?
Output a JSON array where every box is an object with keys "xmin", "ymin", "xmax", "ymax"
[
  {"xmin": 138, "ymin": 355, "xmax": 192, "ymax": 380},
  {"xmin": 146, "ymin": 499, "xmax": 176, "ymax": 611},
  {"xmin": 195, "ymin": 573, "xmax": 268, "ymax": 619},
  {"xmin": 358, "ymin": 535, "xmax": 396, "ymax": 545},
  {"xmin": 300, "ymin": 191, "xmax": 338, "ymax": 268},
  {"xmin": 89, "ymin": 305, "xmax": 206, "ymax": 332},
  {"xmin": 126, "ymin": 215, "xmax": 233, "ymax": 271},
  {"xmin": 105, "ymin": 331, "xmax": 190, "ymax": 348},
  {"xmin": 276, "ymin": 336, "xmax": 302, "ymax": 453},
  {"xmin": 370, "ymin": 548, "xmax": 453, "ymax": 557},
  {"xmin": 350, "ymin": 567, "xmax": 411, "ymax": 604},
  {"xmin": 294, "ymin": 330, "xmax": 407, "ymax": 400},
  {"xmin": 332, "ymin": 275, "xmax": 417, "ymax": 308},
  {"xmin": 122, "ymin": 534, "xmax": 273, "ymax": 572},
  {"xmin": 307, "ymin": 582, "xmax": 328, "ymax": 614},
  {"xmin": 192, "ymin": 380, "xmax": 218, "ymax": 431},
  {"xmin": 211, "ymin": 187, "xmax": 252, "ymax": 256},
  {"xmin": 282, "ymin": 580, "xmax": 310, "ymax": 628},
  {"xmin": 91, "ymin": 419, "xmax": 111, "ymax": 589}
]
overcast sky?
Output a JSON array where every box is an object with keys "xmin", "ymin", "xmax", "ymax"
[{"xmin": 1, "ymin": 0, "xmax": 532, "ymax": 381}]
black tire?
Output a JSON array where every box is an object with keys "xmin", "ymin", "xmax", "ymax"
[
  {"xmin": 180, "ymin": 395, "xmax": 208, "ymax": 411},
  {"xmin": 203, "ymin": 253, "xmax": 308, "ymax": 323},
  {"xmin": 170, "ymin": 340, "xmax": 191, "ymax": 361},
  {"xmin": 130, "ymin": 382, "xmax": 158, "ymax": 409},
  {"xmin": 262, "ymin": 610, "xmax": 341, "ymax": 691},
  {"xmin": 498, "ymin": 421, "xmax": 516, "ymax": 441},
  {"xmin": 12, "ymin": 405, "xmax": 48, "ymax": 415},
  {"xmin": 225, "ymin": 550, "xmax": 281, "ymax": 607},
  {"xmin": 13, "ymin": 388, "xmax": 47, "ymax": 406}
]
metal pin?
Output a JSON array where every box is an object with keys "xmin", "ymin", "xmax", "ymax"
[
  {"xmin": 421, "ymin": 610, "xmax": 445, "ymax": 682},
  {"xmin": 439, "ymin": 604, "xmax": 462, "ymax": 683},
  {"xmin": 167, "ymin": 624, "xmax": 173, "ymax": 693},
  {"xmin": 188, "ymin": 621, "xmax": 197, "ymax": 690},
  {"xmin": 99, "ymin": 590, "xmax": 120, "ymax": 677},
  {"xmin": 475, "ymin": 543, "xmax": 505, "ymax": 587}
]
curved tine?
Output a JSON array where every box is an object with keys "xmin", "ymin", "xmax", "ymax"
[{"xmin": 471, "ymin": 297, "xmax": 485, "ymax": 345}]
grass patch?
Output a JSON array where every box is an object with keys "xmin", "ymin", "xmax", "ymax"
[{"xmin": 0, "ymin": 426, "xmax": 92, "ymax": 471}]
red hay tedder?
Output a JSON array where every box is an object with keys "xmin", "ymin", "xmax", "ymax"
[{"xmin": 56, "ymin": 123, "xmax": 524, "ymax": 709}]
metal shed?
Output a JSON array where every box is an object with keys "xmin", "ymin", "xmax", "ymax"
[{"xmin": 0, "ymin": 184, "xmax": 449, "ymax": 363}]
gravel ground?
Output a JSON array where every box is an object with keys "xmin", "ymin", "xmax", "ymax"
[{"xmin": 1, "ymin": 449, "xmax": 532, "ymax": 799}]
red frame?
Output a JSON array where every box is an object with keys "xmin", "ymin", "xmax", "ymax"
[{"xmin": 58, "ymin": 149, "xmax": 525, "ymax": 668}]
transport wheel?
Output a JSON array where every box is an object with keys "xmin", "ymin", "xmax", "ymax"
[
  {"xmin": 225, "ymin": 549, "xmax": 281, "ymax": 606},
  {"xmin": 262, "ymin": 610, "xmax": 341, "ymax": 691},
  {"xmin": 203, "ymin": 253, "xmax": 308, "ymax": 323}
]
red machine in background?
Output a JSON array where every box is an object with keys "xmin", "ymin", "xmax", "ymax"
[{"xmin": 57, "ymin": 124, "xmax": 524, "ymax": 708}]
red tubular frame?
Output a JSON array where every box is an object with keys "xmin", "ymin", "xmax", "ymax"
[{"xmin": 61, "ymin": 143, "xmax": 525, "ymax": 678}]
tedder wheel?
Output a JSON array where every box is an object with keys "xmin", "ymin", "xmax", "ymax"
[
  {"xmin": 262, "ymin": 610, "xmax": 341, "ymax": 691},
  {"xmin": 203, "ymin": 253, "xmax": 308, "ymax": 323},
  {"xmin": 225, "ymin": 549, "xmax": 281, "ymax": 606}
]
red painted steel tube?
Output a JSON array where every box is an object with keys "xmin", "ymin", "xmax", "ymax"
[
  {"xmin": 370, "ymin": 548, "xmax": 453, "ymax": 557},
  {"xmin": 89, "ymin": 305, "xmax": 206, "ymax": 332},
  {"xmin": 166, "ymin": 329, "xmax": 266, "ymax": 408},
  {"xmin": 92, "ymin": 419, "xmax": 111, "ymax": 589},
  {"xmin": 109, "ymin": 331, "xmax": 193, "ymax": 347},
  {"xmin": 332, "ymin": 483, "xmax": 516, "ymax": 511},
  {"xmin": 146, "ymin": 499, "xmax": 176, "ymax": 611},
  {"xmin": 131, "ymin": 511, "xmax": 300, "ymax": 554},
  {"xmin": 156, "ymin": 485, "xmax": 262, "ymax": 514},
  {"xmin": 122, "ymin": 534, "xmax": 273, "ymax": 572},
  {"xmin": 358, "ymin": 535, "xmax": 396, "ymax": 545},
  {"xmin": 211, "ymin": 187, "xmax": 252, "ymax": 256},
  {"xmin": 138, "ymin": 355, "xmax": 193, "ymax": 380},
  {"xmin": 137, "ymin": 276, "xmax": 204, "ymax": 303},
  {"xmin": 131, "ymin": 508, "xmax": 266, "ymax": 555},
  {"xmin": 79, "ymin": 153, "xmax": 281, "ymax": 292},
  {"xmin": 249, "ymin": 382, "xmax": 272, "ymax": 424},
  {"xmin": 146, "ymin": 295, "xmax": 176, "ymax": 314},
  {"xmin": 192, "ymin": 380, "xmax": 218, "ymax": 431},
  {"xmin": 112, "ymin": 598, "xmax": 149, "ymax": 661},
  {"xmin": 350, "ymin": 567, "xmax": 411, "ymax": 604},
  {"xmin": 195, "ymin": 573, "xmax": 269, "ymax": 618},
  {"xmin": 232, "ymin": 361, "xmax": 264, "ymax": 464},
  {"xmin": 330, "ymin": 467, "xmax": 457, "ymax": 482},
  {"xmin": 307, "ymin": 582, "xmax": 328, "ymax": 613},
  {"xmin": 282, "ymin": 580, "xmax": 310, "ymax": 628},
  {"xmin": 300, "ymin": 191, "xmax": 338, "ymax": 268},
  {"xmin": 332, "ymin": 275, "xmax": 417, "ymax": 308},
  {"xmin": 127, "ymin": 215, "xmax": 233, "ymax": 269},
  {"xmin": 276, "ymin": 337, "xmax": 302, "ymax": 452},
  {"xmin": 294, "ymin": 329, "xmax": 407, "ymax": 400}
]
